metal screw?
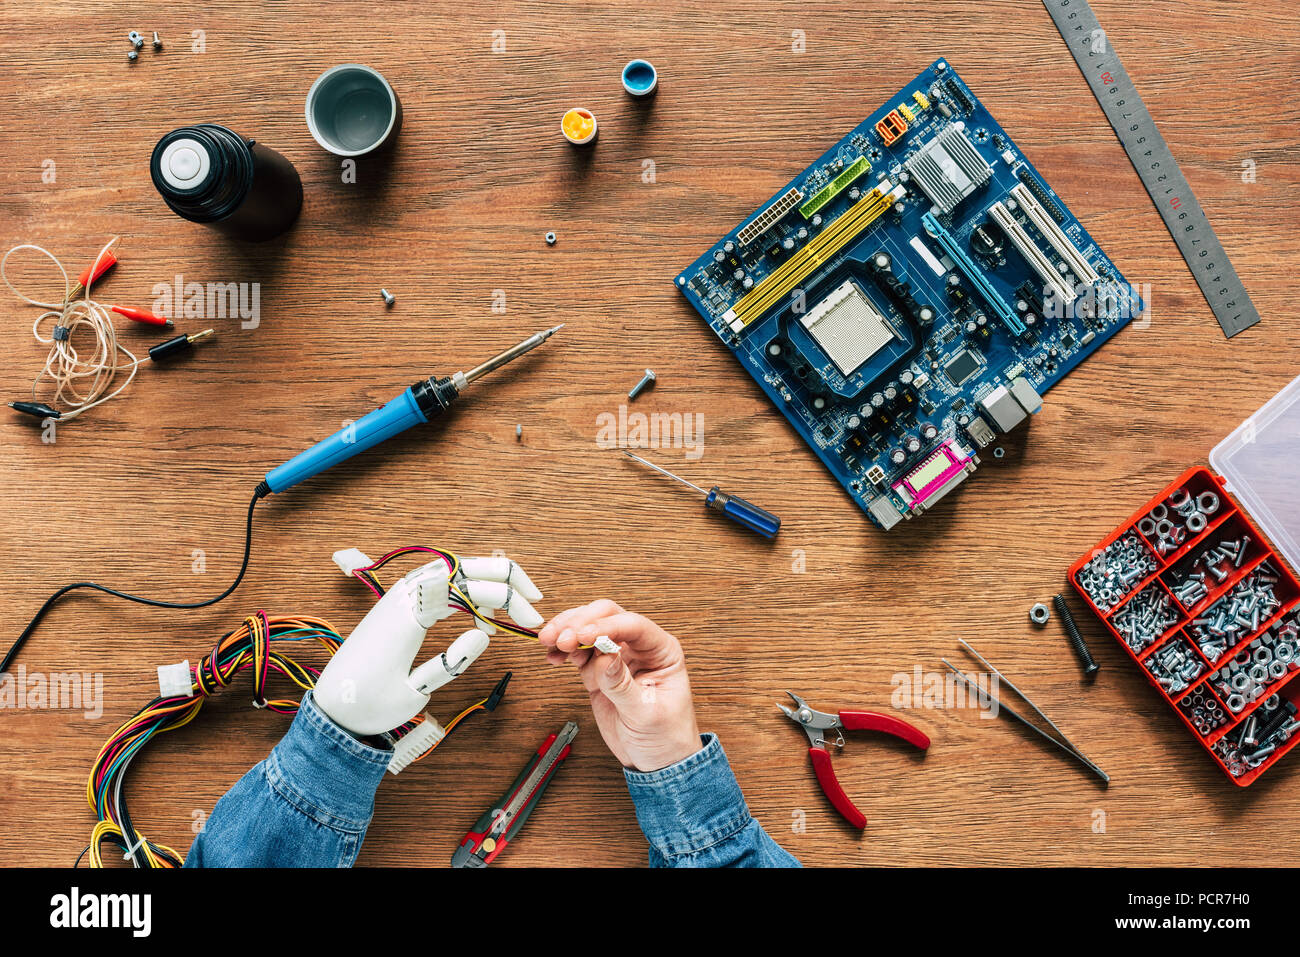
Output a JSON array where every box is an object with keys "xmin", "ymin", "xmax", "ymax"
[
  {"xmin": 628, "ymin": 368, "xmax": 656, "ymax": 401},
  {"xmin": 515, "ymin": 424, "xmax": 522, "ymax": 442},
  {"xmin": 545, "ymin": 231, "xmax": 557, "ymax": 246},
  {"xmin": 152, "ymin": 31, "xmax": 162, "ymax": 51},
  {"xmin": 1054, "ymin": 594, "xmax": 1100, "ymax": 678},
  {"xmin": 380, "ymin": 288, "xmax": 395, "ymax": 307},
  {"xmin": 127, "ymin": 49, "xmax": 139, "ymax": 62},
  {"xmin": 128, "ymin": 31, "xmax": 144, "ymax": 49}
]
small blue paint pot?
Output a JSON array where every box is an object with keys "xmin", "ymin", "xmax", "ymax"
[{"xmin": 621, "ymin": 59, "xmax": 658, "ymax": 97}]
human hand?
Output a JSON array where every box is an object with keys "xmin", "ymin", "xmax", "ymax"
[
  {"xmin": 315, "ymin": 552, "xmax": 543, "ymax": 736},
  {"xmin": 538, "ymin": 600, "xmax": 702, "ymax": 772}
]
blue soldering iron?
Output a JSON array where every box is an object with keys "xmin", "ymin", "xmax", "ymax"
[
  {"xmin": 264, "ymin": 324, "xmax": 563, "ymax": 494},
  {"xmin": 4, "ymin": 328, "xmax": 568, "ymax": 671}
]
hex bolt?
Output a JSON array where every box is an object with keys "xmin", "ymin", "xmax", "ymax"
[
  {"xmin": 1054, "ymin": 593, "xmax": 1100, "ymax": 679},
  {"xmin": 380, "ymin": 288, "xmax": 395, "ymax": 307},
  {"xmin": 128, "ymin": 31, "xmax": 144, "ymax": 49},
  {"xmin": 628, "ymin": 368, "xmax": 656, "ymax": 401},
  {"xmin": 127, "ymin": 49, "xmax": 139, "ymax": 62}
]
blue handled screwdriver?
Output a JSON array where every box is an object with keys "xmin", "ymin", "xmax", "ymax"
[
  {"xmin": 263, "ymin": 325, "xmax": 563, "ymax": 494},
  {"xmin": 621, "ymin": 450, "xmax": 781, "ymax": 539}
]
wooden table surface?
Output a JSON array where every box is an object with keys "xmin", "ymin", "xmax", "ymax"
[{"xmin": 1, "ymin": 0, "xmax": 1297, "ymax": 868}]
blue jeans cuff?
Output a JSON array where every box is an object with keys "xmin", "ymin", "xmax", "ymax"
[
  {"xmin": 623, "ymin": 733, "xmax": 753, "ymax": 858},
  {"xmin": 265, "ymin": 691, "xmax": 392, "ymax": 833}
]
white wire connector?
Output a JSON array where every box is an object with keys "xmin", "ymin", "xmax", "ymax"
[
  {"xmin": 332, "ymin": 548, "xmax": 374, "ymax": 577},
  {"xmin": 593, "ymin": 635, "xmax": 619, "ymax": 655},
  {"xmin": 387, "ymin": 714, "xmax": 446, "ymax": 775},
  {"xmin": 156, "ymin": 659, "xmax": 192, "ymax": 698}
]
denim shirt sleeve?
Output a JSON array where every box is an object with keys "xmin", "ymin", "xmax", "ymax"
[
  {"xmin": 623, "ymin": 733, "xmax": 800, "ymax": 868},
  {"xmin": 185, "ymin": 691, "xmax": 390, "ymax": 868}
]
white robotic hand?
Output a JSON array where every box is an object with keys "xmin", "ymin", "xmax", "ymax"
[{"xmin": 314, "ymin": 552, "xmax": 544, "ymax": 736}]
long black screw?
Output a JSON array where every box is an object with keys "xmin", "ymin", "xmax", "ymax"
[{"xmin": 1054, "ymin": 593, "xmax": 1100, "ymax": 679}]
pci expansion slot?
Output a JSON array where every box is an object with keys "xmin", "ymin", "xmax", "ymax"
[
  {"xmin": 1010, "ymin": 183, "xmax": 1099, "ymax": 285},
  {"xmin": 988, "ymin": 200, "xmax": 1077, "ymax": 305},
  {"xmin": 920, "ymin": 211, "xmax": 1025, "ymax": 335}
]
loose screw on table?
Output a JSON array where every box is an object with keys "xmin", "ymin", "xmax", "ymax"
[
  {"xmin": 1055, "ymin": 593, "xmax": 1100, "ymax": 679},
  {"xmin": 628, "ymin": 368, "xmax": 656, "ymax": 401}
]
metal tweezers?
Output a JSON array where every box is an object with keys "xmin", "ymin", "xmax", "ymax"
[{"xmin": 943, "ymin": 638, "xmax": 1110, "ymax": 785}]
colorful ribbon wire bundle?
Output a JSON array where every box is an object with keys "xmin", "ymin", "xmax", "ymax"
[{"xmin": 84, "ymin": 613, "xmax": 344, "ymax": 868}]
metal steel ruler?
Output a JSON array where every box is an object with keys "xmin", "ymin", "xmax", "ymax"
[{"xmin": 1041, "ymin": 0, "xmax": 1260, "ymax": 338}]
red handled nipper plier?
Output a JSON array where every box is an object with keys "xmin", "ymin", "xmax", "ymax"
[{"xmin": 779, "ymin": 691, "xmax": 930, "ymax": 830}]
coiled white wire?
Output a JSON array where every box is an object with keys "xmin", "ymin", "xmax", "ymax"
[{"xmin": 2, "ymin": 236, "xmax": 141, "ymax": 420}]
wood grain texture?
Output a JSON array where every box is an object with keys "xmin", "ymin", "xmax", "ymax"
[{"xmin": 0, "ymin": 0, "xmax": 1297, "ymax": 868}]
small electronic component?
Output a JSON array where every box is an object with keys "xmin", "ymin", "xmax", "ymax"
[
  {"xmin": 593, "ymin": 635, "xmax": 619, "ymax": 654},
  {"xmin": 965, "ymin": 416, "xmax": 996, "ymax": 448},
  {"xmin": 875, "ymin": 109, "xmax": 908, "ymax": 146},
  {"xmin": 943, "ymin": 349, "xmax": 981, "ymax": 386},
  {"xmin": 980, "ymin": 378, "xmax": 1042, "ymax": 433},
  {"xmin": 981, "ymin": 385, "xmax": 1027, "ymax": 433},
  {"xmin": 868, "ymin": 494, "xmax": 905, "ymax": 530}
]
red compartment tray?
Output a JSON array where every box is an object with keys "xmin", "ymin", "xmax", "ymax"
[{"xmin": 1069, "ymin": 466, "xmax": 1300, "ymax": 785}]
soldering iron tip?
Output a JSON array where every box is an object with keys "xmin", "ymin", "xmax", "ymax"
[{"xmin": 545, "ymin": 323, "xmax": 565, "ymax": 337}]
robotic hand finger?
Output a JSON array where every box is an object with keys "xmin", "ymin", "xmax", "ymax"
[
  {"xmin": 409, "ymin": 628, "xmax": 491, "ymax": 695},
  {"xmin": 455, "ymin": 556, "xmax": 544, "ymax": 634}
]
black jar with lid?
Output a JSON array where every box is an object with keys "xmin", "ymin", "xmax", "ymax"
[{"xmin": 150, "ymin": 124, "xmax": 302, "ymax": 241}]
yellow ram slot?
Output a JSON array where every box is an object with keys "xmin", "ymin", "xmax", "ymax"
[{"xmin": 724, "ymin": 187, "xmax": 894, "ymax": 331}]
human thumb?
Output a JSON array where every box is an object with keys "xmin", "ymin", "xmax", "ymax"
[{"xmin": 596, "ymin": 651, "xmax": 639, "ymax": 710}]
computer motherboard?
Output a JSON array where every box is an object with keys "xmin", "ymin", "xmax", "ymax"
[{"xmin": 675, "ymin": 60, "xmax": 1141, "ymax": 530}]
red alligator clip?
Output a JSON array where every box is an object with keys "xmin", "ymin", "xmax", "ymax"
[{"xmin": 779, "ymin": 691, "xmax": 930, "ymax": 830}]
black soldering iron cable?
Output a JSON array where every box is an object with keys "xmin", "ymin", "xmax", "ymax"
[{"xmin": 0, "ymin": 484, "xmax": 269, "ymax": 673}]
